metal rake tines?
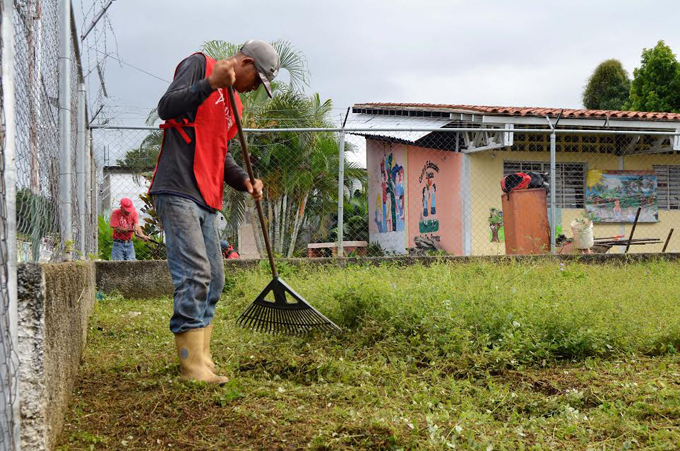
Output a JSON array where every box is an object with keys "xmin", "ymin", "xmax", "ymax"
[
  {"xmin": 236, "ymin": 277, "xmax": 341, "ymax": 336},
  {"xmin": 237, "ymin": 302, "xmax": 341, "ymax": 335}
]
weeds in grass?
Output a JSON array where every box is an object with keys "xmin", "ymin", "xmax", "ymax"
[{"xmin": 58, "ymin": 260, "xmax": 680, "ymax": 450}]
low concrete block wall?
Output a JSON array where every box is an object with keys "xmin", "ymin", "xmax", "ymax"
[
  {"xmin": 18, "ymin": 262, "xmax": 96, "ymax": 451},
  {"xmin": 96, "ymin": 253, "xmax": 680, "ymax": 300},
  {"xmin": 95, "ymin": 259, "xmax": 261, "ymax": 299},
  {"xmin": 96, "ymin": 260, "xmax": 175, "ymax": 299}
]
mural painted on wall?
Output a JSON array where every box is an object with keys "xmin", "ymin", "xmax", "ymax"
[
  {"xmin": 367, "ymin": 141, "xmax": 408, "ymax": 253},
  {"xmin": 407, "ymin": 147, "xmax": 462, "ymax": 255},
  {"xmin": 586, "ymin": 170, "xmax": 659, "ymax": 223},
  {"xmin": 374, "ymin": 144, "xmax": 406, "ymax": 233}
]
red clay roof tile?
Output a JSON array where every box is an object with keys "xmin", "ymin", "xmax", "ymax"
[{"xmin": 353, "ymin": 103, "xmax": 680, "ymax": 122}]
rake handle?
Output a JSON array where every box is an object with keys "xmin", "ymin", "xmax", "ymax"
[{"xmin": 227, "ymin": 87, "xmax": 278, "ymax": 278}]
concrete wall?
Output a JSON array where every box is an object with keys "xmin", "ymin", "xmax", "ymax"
[
  {"xmin": 96, "ymin": 260, "xmax": 175, "ymax": 299},
  {"xmin": 96, "ymin": 260, "xmax": 265, "ymax": 299},
  {"xmin": 18, "ymin": 261, "xmax": 96, "ymax": 451},
  {"xmin": 407, "ymin": 145, "xmax": 463, "ymax": 254}
]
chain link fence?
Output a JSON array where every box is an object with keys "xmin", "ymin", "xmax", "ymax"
[
  {"xmin": 13, "ymin": 0, "xmax": 94, "ymax": 262},
  {"xmin": 92, "ymin": 113, "xmax": 680, "ymax": 260},
  {"xmin": 1, "ymin": 0, "xmax": 95, "ymax": 443},
  {"xmin": 0, "ymin": 106, "xmax": 18, "ymax": 451},
  {"xmin": 0, "ymin": 92, "xmax": 18, "ymax": 451},
  {"xmin": 1, "ymin": 0, "xmax": 20, "ymax": 447}
]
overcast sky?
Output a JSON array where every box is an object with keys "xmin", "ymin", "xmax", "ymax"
[{"xmin": 77, "ymin": 0, "xmax": 680, "ymax": 127}]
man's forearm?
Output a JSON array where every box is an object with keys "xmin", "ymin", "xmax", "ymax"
[{"xmin": 224, "ymin": 152, "xmax": 249, "ymax": 191}]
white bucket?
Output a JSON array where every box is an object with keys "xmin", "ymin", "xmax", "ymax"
[{"xmin": 570, "ymin": 218, "xmax": 594, "ymax": 249}]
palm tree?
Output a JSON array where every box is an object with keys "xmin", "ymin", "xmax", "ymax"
[{"xmin": 242, "ymin": 89, "xmax": 366, "ymax": 256}]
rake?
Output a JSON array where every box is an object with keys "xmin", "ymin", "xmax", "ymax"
[{"xmin": 227, "ymin": 87, "xmax": 341, "ymax": 336}]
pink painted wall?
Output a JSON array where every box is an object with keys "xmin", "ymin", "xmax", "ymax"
[{"xmin": 407, "ymin": 146, "xmax": 462, "ymax": 255}]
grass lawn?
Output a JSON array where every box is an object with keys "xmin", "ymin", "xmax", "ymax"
[{"xmin": 57, "ymin": 259, "xmax": 680, "ymax": 450}]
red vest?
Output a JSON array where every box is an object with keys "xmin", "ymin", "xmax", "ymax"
[{"xmin": 153, "ymin": 52, "xmax": 243, "ymax": 210}]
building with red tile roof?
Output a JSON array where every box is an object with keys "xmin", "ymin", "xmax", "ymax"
[{"xmin": 350, "ymin": 102, "xmax": 680, "ymax": 256}]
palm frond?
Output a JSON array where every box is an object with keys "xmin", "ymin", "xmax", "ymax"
[
  {"xmin": 201, "ymin": 40, "xmax": 240, "ymax": 60},
  {"xmin": 200, "ymin": 39, "xmax": 310, "ymax": 92},
  {"xmin": 145, "ymin": 108, "xmax": 160, "ymax": 126},
  {"xmin": 271, "ymin": 40, "xmax": 309, "ymax": 91}
]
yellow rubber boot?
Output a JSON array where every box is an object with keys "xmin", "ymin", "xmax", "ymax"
[
  {"xmin": 175, "ymin": 329, "xmax": 228, "ymax": 385},
  {"xmin": 203, "ymin": 324, "xmax": 216, "ymax": 372}
]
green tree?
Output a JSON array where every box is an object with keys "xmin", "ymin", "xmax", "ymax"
[
  {"xmin": 234, "ymin": 90, "xmax": 366, "ymax": 256},
  {"xmin": 626, "ymin": 40, "xmax": 680, "ymax": 113},
  {"xmin": 582, "ymin": 59, "xmax": 630, "ymax": 110},
  {"xmin": 328, "ymin": 187, "xmax": 369, "ymax": 244}
]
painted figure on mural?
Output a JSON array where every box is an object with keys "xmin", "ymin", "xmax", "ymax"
[
  {"xmin": 374, "ymin": 193, "xmax": 385, "ymax": 233},
  {"xmin": 386, "ymin": 190, "xmax": 393, "ymax": 232},
  {"xmin": 395, "ymin": 167, "xmax": 405, "ymax": 231},
  {"xmin": 380, "ymin": 174, "xmax": 388, "ymax": 233},
  {"xmin": 385, "ymin": 153, "xmax": 397, "ymax": 232},
  {"xmin": 613, "ymin": 198, "xmax": 622, "ymax": 221},
  {"xmin": 374, "ymin": 146, "xmax": 405, "ymax": 233},
  {"xmin": 418, "ymin": 161, "xmax": 440, "ymax": 234},
  {"xmin": 428, "ymin": 174, "xmax": 437, "ymax": 215},
  {"xmin": 488, "ymin": 207, "xmax": 504, "ymax": 243},
  {"xmin": 422, "ymin": 186, "xmax": 429, "ymax": 217}
]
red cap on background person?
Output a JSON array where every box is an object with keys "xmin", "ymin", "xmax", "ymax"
[{"xmin": 120, "ymin": 198, "xmax": 135, "ymax": 213}]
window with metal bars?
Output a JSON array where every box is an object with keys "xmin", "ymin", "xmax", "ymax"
[
  {"xmin": 653, "ymin": 165, "xmax": 680, "ymax": 210},
  {"xmin": 503, "ymin": 161, "xmax": 586, "ymax": 208}
]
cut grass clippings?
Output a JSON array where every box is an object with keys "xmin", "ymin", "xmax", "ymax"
[{"xmin": 58, "ymin": 259, "xmax": 680, "ymax": 450}]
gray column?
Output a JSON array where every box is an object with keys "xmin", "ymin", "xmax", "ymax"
[
  {"xmin": 336, "ymin": 131, "xmax": 346, "ymax": 257},
  {"xmin": 58, "ymin": 0, "xmax": 72, "ymax": 257}
]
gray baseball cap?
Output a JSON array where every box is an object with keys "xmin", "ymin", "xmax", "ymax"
[{"xmin": 240, "ymin": 40, "xmax": 280, "ymax": 98}]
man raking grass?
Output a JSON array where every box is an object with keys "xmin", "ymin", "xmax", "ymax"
[{"xmin": 149, "ymin": 40, "xmax": 278, "ymax": 384}]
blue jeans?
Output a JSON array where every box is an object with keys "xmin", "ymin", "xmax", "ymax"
[
  {"xmin": 154, "ymin": 194, "xmax": 224, "ymax": 334},
  {"xmin": 111, "ymin": 240, "xmax": 136, "ymax": 260}
]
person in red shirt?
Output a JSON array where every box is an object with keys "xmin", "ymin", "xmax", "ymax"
[
  {"xmin": 150, "ymin": 40, "xmax": 278, "ymax": 385},
  {"xmin": 110, "ymin": 198, "xmax": 149, "ymax": 260}
]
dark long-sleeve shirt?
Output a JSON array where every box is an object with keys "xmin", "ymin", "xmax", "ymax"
[{"xmin": 149, "ymin": 53, "xmax": 248, "ymax": 210}]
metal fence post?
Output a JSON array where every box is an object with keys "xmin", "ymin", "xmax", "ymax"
[
  {"xmin": 550, "ymin": 131, "xmax": 557, "ymax": 253},
  {"xmin": 90, "ymin": 131, "xmax": 97, "ymax": 258},
  {"xmin": 1, "ymin": 0, "xmax": 21, "ymax": 446},
  {"xmin": 58, "ymin": 0, "xmax": 72, "ymax": 257},
  {"xmin": 85, "ymin": 130, "xmax": 91, "ymax": 257},
  {"xmin": 336, "ymin": 129, "xmax": 346, "ymax": 257},
  {"xmin": 77, "ymin": 83, "xmax": 86, "ymax": 257},
  {"xmin": 618, "ymin": 154, "xmax": 626, "ymax": 253}
]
